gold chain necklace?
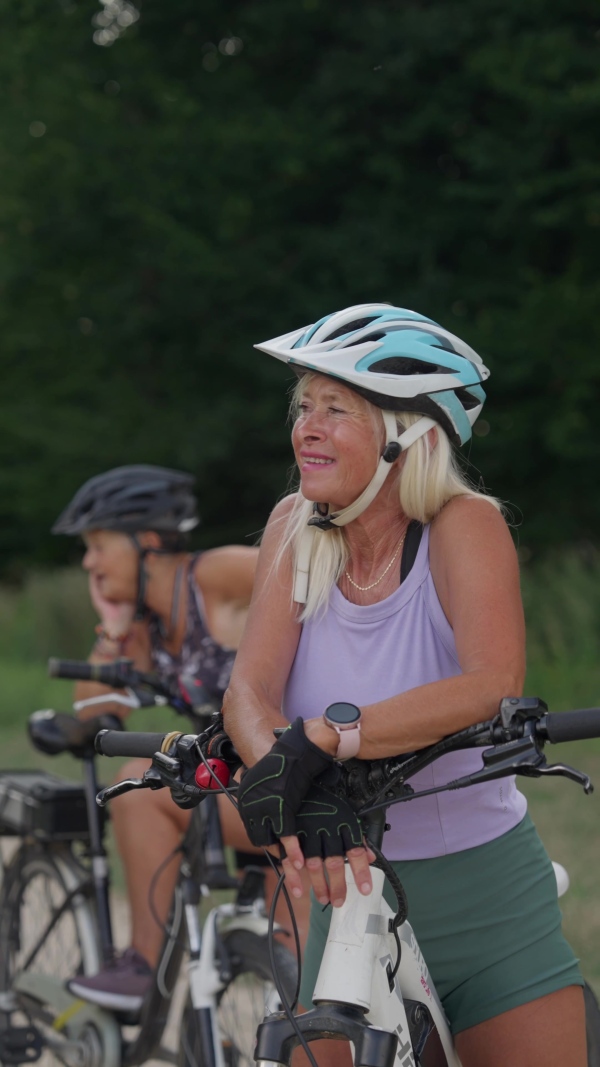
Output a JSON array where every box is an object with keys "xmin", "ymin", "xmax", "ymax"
[{"xmin": 344, "ymin": 531, "xmax": 407, "ymax": 592}]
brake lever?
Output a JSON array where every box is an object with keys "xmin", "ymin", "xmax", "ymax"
[
  {"xmin": 96, "ymin": 767, "xmax": 164, "ymax": 807},
  {"xmin": 531, "ymin": 761, "xmax": 594, "ymax": 794}
]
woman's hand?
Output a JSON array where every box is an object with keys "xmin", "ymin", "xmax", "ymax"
[
  {"xmin": 89, "ymin": 573, "xmax": 136, "ymax": 637},
  {"xmin": 277, "ymin": 789, "xmax": 371, "ymax": 904},
  {"xmin": 237, "ymin": 718, "xmax": 333, "ymax": 842}
]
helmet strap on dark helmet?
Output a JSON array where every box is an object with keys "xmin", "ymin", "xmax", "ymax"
[
  {"xmin": 130, "ymin": 535, "xmax": 151, "ymax": 621},
  {"xmin": 129, "ymin": 534, "xmax": 187, "ymax": 633}
]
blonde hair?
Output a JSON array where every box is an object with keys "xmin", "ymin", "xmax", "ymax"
[{"xmin": 277, "ymin": 375, "xmax": 501, "ymax": 620}]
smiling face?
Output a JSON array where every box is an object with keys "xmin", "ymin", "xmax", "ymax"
[
  {"xmin": 291, "ymin": 374, "xmax": 386, "ymax": 510},
  {"xmin": 81, "ymin": 529, "xmax": 140, "ymax": 601}
]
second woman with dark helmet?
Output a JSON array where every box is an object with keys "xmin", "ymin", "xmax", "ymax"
[{"xmin": 52, "ymin": 465, "xmax": 310, "ymax": 1012}]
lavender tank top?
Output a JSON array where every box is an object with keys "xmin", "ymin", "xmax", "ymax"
[{"xmin": 283, "ymin": 525, "xmax": 526, "ymax": 859}]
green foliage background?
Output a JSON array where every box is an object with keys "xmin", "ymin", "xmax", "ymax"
[{"xmin": 0, "ymin": 0, "xmax": 598, "ymax": 573}]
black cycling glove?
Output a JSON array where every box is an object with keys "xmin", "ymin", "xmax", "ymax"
[
  {"xmin": 238, "ymin": 718, "xmax": 333, "ymax": 847},
  {"xmin": 295, "ymin": 781, "xmax": 365, "ymax": 859}
]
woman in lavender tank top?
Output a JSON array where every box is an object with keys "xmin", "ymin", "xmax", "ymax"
[{"xmin": 226, "ymin": 306, "xmax": 585, "ymax": 1066}]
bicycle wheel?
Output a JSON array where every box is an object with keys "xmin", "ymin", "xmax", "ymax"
[
  {"xmin": 0, "ymin": 842, "xmax": 99, "ymax": 1063},
  {"xmin": 585, "ymin": 980, "xmax": 600, "ymax": 1067},
  {"xmin": 178, "ymin": 930, "xmax": 298, "ymax": 1067}
]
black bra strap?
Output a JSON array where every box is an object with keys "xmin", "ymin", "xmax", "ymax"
[{"xmin": 400, "ymin": 521, "xmax": 424, "ymax": 583}]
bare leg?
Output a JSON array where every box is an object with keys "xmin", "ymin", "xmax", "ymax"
[
  {"xmin": 455, "ymin": 985, "xmax": 586, "ymax": 1067},
  {"xmin": 111, "ymin": 762, "xmax": 311, "ymax": 969},
  {"xmin": 293, "ymin": 986, "xmax": 586, "ymax": 1067},
  {"xmin": 292, "ymin": 1037, "xmax": 351, "ymax": 1067},
  {"xmin": 111, "ymin": 759, "xmax": 190, "ymax": 967}
]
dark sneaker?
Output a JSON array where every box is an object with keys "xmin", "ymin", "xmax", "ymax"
[{"xmin": 67, "ymin": 948, "xmax": 152, "ymax": 1012}]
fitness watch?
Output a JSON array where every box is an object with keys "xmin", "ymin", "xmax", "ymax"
[{"xmin": 322, "ymin": 702, "xmax": 362, "ymax": 760}]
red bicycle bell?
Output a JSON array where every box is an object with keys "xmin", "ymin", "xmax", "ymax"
[{"xmin": 194, "ymin": 759, "xmax": 231, "ymax": 791}]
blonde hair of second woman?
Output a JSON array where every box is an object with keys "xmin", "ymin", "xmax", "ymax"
[{"xmin": 274, "ymin": 373, "xmax": 502, "ymax": 621}]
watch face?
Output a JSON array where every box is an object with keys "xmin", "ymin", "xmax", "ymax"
[{"xmin": 325, "ymin": 702, "xmax": 361, "ymax": 726}]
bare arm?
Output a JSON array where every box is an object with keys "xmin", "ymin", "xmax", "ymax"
[
  {"xmin": 222, "ymin": 496, "xmax": 302, "ymax": 766},
  {"xmin": 195, "ymin": 545, "xmax": 259, "ymax": 607}
]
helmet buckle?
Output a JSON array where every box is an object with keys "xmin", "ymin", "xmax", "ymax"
[
  {"xmin": 307, "ymin": 502, "xmax": 335, "ymax": 531},
  {"xmin": 382, "ymin": 442, "xmax": 401, "ymax": 463}
]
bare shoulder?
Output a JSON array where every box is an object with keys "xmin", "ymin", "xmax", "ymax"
[
  {"xmin": 196, "ymin": 545, "xmax": 259, "ymax": 573},
  {"xmin": 430, "ymin": 494, "xmax": 514, "ymax": 557},
  {"xmin": 261, "ymin": 493, "xmax": 299, "ymax": 546},
  {"xmin": 194, "ymin": 545, "xmax": 259, "ymax": 603},
  {"xmin": 430, "ymin": 495, "xmax": 519, "ymax": 620}
]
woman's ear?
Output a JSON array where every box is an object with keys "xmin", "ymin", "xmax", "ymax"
[{"xmin": 136, "ymin": 530, "xmax": 163, "ymax": 552}]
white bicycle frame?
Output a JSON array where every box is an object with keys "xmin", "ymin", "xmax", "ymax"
[
  {"xmin": 271, "ymin": 859, "xmax": 571, "ymax": 1067},
  {"xmin": 311, "ymin": 866, "xmax": 459, "ymax": 1067},
  {"xmin": 186, "ymin": 895, "xmax": 285, "ymax": 1067}
]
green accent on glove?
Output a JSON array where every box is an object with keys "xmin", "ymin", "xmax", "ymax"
[
  {"xmin": 295, "ymin": 781, "xmax": 364, "ymax": 858},
  {"xmin": 238, "ymin": 718, "xmax": 333, "ymax": 847}
]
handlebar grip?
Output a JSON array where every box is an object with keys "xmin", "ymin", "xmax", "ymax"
[
  {"xmin": 543, "ymin": 708, "xmax": 600, "ymax": 744},
  {"xmin": 48, "ymin": 658, "xmax": 98, "ymax": 682},
  {"xmin": 95, "ymin": 729, "xmax": 168, "ymax": 758}
]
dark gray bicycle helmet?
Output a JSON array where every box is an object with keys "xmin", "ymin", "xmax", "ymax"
[
  {"xmin": 52, "ymin": 465, "xmax": 199, "ymax": 537},
  {"xmin": 53, "ymin": 466, "xmax": 199, "ymax": 620}
]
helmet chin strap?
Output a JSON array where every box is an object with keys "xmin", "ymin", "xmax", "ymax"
[
  {"xmin": 129, "ymin": 535, "xmax": 186, "ymax": 622},
  {"xmin": 130, "ymin": 536, "xmax": 151, "ymax": 621},
  {"xmin": 293, "ymin": 413, "xmax": 437, "ymax": 604}
]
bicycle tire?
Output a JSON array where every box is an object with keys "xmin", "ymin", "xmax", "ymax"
[
  {"xmin": 178, "ymin": 930, "xmax": 298, "ymax": 1067},
  {"xmin": 585, "ymin": 980, "xmax": 600, "ymax": 1067},
  {"xmin": 0, "ymin": 842, "xmax": 100, "ymax": 1065}
]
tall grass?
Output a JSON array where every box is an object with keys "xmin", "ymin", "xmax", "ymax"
[
  {"xmin": 0, "ymin": 568, "xmax": 95, "ymax": 729},
  {"xmin": 0, "ymin": 568, "xmax": 95, "ymax": 664},
  {"xmin": 521, "ymin": 548, "xmax": 600, "ymax": 711}
]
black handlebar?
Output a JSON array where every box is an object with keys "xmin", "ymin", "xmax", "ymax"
[
  {"xmin": 93, "ymin": 706, "xmax": 600, "ymax": 766},
  {"xmin": 48, "ymin": 657, "xmax": 161, "ymax": 691},
  {"xmin": 47, "ymin": 658, "xmax": 215, "ymax": 721},
  {"xmin": 95, "ymin": 729, "xmax": 172, "ymax": 759},
  {"xmin": 48, "ymin": 657, "xmax": 111, "ymax": 683},
  {"xmin": 46, "ymin": 656, "xmax": 600, "ymax": 813}
]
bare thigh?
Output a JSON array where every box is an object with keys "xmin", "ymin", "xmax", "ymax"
[
  {"xmin": 293, "ymin": 986, "xmax": 585, "ymax": 1067},
  {"xmin": 455, "ymin": 985, "xmax": 586, "ymax": 1067}
]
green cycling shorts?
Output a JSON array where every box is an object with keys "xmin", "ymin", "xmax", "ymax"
[{"xmin": 300, "ymin": 813, "xmax": 583, "ymax": 1034}]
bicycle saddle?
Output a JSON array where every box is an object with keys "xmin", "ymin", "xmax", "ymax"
[{"xmin": 28, "ymin": 709, "xmax": 124, "ymax": 758}]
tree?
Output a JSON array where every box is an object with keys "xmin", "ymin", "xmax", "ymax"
[{"xmin": 0, "ymin": 0, "xmax": 598, "ymax": 571}]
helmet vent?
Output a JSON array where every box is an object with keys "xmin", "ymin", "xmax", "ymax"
[
  {"xmin": 324, "ymin": 316, "xmax": 379, "ymax": 340},
  {"xmin": 367, "ymin": 356, "xmax": 453, "ymax": 376},
  {"xmin": 454, "ymin": 386, "xmax": 481, "ymax": 411},
  {"xmin": 346, "ymin": 331, "xmax": 385, "ymax": 347}
]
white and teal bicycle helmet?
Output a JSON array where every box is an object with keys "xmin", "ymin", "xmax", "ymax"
[
  {"xmin": 255, "ymin": 304, "xmax": 490, "ymax": 601},
  {"xmin": 256, "ymin": 303, "xmax": 488, "ymax": 447}
]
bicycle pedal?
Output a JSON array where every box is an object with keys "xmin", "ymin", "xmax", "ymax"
[{"xmin": 0, "ymin": 1025, "xmax": 44, "ymax": 1064}]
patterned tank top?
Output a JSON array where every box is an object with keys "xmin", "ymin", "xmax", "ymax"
[{"xmin": 148, "ymin": 554, "xmax": 236, "ymax": 701}]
